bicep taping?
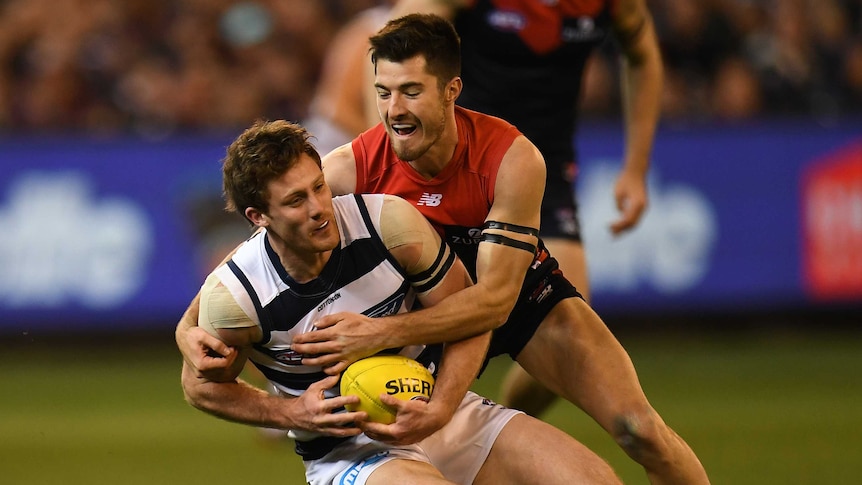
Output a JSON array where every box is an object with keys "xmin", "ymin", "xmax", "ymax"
[
  {"xmin": 480, "ymin": 220, "xmax": 538, "ymax": 255},
  {"xmin": 482, "ymin": 221, "xmax": 539, "ymax": 236}
]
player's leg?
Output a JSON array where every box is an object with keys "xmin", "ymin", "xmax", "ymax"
[
  {"xmin": 367, "ymin": 459, "xmax": 456, "ymax": 485},
  {"xmin": 474, "ymin": 413, "xmax": 622, "ymax": 485},
  {"xmin": 499, "ymin": 237, "xmax": 590, "ymax": 416},
  {"xmin": 517, "ymin": 297, "xmax": 710, "ymax": 485}
]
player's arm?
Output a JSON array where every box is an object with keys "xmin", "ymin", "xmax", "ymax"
[
  {"xmin": 294, "ymin": 136, "xmax": 543, "ymax": 359},
  {"xmin": 175, "ymin": 292, "xmax": 237, "ymax": 381},
  {"xmin": 181, "ymin": 275, "xmax": 366, "ymax": 436},
  {"xmin": 610, "ymin": 0, "xmax": 663, "ymax": 234},
  {"xmin": 175, "ymin": 229, "xmax": 261, "ymax": 381},
  {"xmin": 368, "ymin": 195, "xmax": 490, "ymax": 444},
  {"xmin": 321, "ymin": 143, "xmax": 358, "ymax": 196},
  {"xmin": 175, "ymin": 243, "xmax": 244, "ymax": 382}
]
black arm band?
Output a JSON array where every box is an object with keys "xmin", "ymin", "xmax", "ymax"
[
  {"xmin": 408, "ymin": 241, "xmax": 447, "ymax": 283},
  {"xmin": 409, "ymin": 242, "xmax": 456, "ymax": 293},
  {"xmin": 482, "ymin": 220, "xmax": 539, "ymax": 237},
  {"xmin": 479, "ymin": 233, "xmax": 537, "ymax": 255}
]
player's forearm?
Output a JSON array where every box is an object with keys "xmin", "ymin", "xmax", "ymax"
[
  {"xmin": 620, "ymin": 20, "xmax": 662, "ymax": 174},
  {"xmin": 431, "ymin": 332, "xmax": 491, "ymax": 415},
  {"xmin": 181, "ymin": 363, "xmax": 295, "ymax": 430},
  {"xmin": 378, "ymin": 282, "xmax": 515, "ymax": 349}
]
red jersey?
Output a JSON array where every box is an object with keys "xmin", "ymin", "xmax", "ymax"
[
  {"xmin": 352, "ymin": 106, "xmax": 521, "ymax": 277},
  {"xmin": 454, "ymin": 0, "xmax": 614, "ymax": 163}
]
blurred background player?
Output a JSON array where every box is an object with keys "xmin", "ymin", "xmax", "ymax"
[
  {"xmin": 372, "ymin": 0, "xmax": 663, "ymax": 418},
  {"xmin": 303, "ymin": 3, "xmax": 392, "ymax": 155}
]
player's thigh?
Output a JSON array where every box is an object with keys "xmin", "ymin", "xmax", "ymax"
[
  {"xmin": 474, "ymin": 414, "xmax": 621, "ymax": 485},
  {"xmin": 541, "ymin": 237, "xmax": 591, "ymax": 301},
  {"xmin": 517, "ymin": 297, "xmax": 650, "ymax": 421},
  {"xmin": 367, "ymin": 458, "xmax": 455, "ymax": 485}
]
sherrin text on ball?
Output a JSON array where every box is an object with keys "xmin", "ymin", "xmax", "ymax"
[{"xmin": 340, "ymin": 355, "xmax": 435, "ymax": 424}]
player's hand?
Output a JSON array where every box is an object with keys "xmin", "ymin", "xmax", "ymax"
[
  {"xmin": 610, "ymin": 168, "xmax": 648, "ymax": 235},
  {"xmin": 291, "ymin": 313, "xmax": 388, "ymax": 375},
  {"xmin": 180, "ymin": 325, "xmax": 238, "ymax": 381},
  {"xmin": 358, "ymin": 394, "xmax": 448, "ymax": 446},
  {"xmin": 291, "ymin": 375, "xmax": 367, "ymax": 437}
]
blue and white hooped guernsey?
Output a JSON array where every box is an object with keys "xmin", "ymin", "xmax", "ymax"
[{"xmin": 212, "ymin": 194, "xmax": 431, "ymax": 399}]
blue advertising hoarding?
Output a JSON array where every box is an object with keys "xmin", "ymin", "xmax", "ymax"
[
  {"xmin": 0, "ymin": 120, "xmax": 860, "ymax": 333},
  {"xmin": 576, "ymin": 120, "xmax": 862, "ymax": 315}
]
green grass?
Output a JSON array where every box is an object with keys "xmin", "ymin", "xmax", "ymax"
[{"xmin": 2, "ymin": 328, "xmax": 861, "ymax": 484}]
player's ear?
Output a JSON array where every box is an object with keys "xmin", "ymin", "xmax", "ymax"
[
  {"xmin": 245, "ymin": 207, "xmax": 267, "ymax": 227},
  {"xmin": 444, "ymin": 77, "xmax": 462, "ymax": 104}
]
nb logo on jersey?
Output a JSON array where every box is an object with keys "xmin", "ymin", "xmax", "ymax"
[{"xmin": 417, "ymin": 193, "xmax": 443, "ymax": 207}]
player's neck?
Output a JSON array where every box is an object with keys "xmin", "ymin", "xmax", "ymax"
[
  {"xmin": 265, "ymin": 231, "xmax": 335, "ymax": 284},
  {"xmin": 278, "ymin": 249, "xmax": 333, "ymax": 284}
]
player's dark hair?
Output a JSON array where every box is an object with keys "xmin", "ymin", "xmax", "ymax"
[
  {"xmin": 369, "ymin": 13, "xmax": 461, "ymax": 89},
  {"xmin": 222, "ymin": 119, "xmax": 321, "ymax": 222}
]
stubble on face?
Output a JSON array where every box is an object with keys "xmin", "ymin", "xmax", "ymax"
[{"xmin": 388, "ymin": 101, "xmax": 447, "ymax": 162}]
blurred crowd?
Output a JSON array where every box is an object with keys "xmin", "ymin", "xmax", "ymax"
[
  {"xmin": 0, "ymin": 0, "xmax": 860, "ymax": 135},
  {"xmin": 586, "ymin": 0, "xmax": 862, "ymax": 122}
]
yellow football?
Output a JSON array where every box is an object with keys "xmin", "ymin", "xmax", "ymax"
[{"xmin": 340, "ymin": 355, "xmax": 435, "ymax": 424}]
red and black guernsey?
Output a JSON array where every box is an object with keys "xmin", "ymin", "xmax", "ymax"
[
  {"xmin": 353, "ymin": 106, "xmax": 521, "ymax": 279},
  {"xmin": 454, "ymin": 0, "xmax": 615, "ymax": 162}
]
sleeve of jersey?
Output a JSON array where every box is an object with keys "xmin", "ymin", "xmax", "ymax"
[{"xmin": 198, "ymin": 272, "xmax": 257, "ymax": 339}]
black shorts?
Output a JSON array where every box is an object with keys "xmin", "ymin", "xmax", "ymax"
[
  {"xmin": 540, "ymin": 159, "xmax": 582, "ymax": 242},
  {"xmin": 485, "ymin": 242, "xmax": 583, "ymax": 365}
]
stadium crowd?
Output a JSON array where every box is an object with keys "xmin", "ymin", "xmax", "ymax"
[{"xmin": 0, "ymin": 0, "xmax": 860, "ymax": 135}]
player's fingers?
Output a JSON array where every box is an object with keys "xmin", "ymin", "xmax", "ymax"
[
  {"xmin": 192, "ymin": 327, "xmax": 233, "ymax": 357},
  {"xmin": 610, "ymin": 213, "xmax": 636, "ymax": 234},
  {"xmin": 322, "ymin": 361, "xmax": 349, "ymax": 376},
  {"xmin": 327, "ymin": 394, "xmax": 361, "ymax": 410},
  {"xmin": 291, "ymin": 328, "xmax": 332, "ymax": 345},
  {"xmin": 331, "ymin": 410, "xmax": 367, "ymax": 425},
  {"xmin": 311, "ymin": 313, "xmax": 343, "ymax": 330},
  {"xmin": 377, "ymin": 393, "xmax": 405, "ymax": 409},
  {"xmin": 300, "ymin": 352, "xmax": 341, "ymax": 368},
  {"xmin": 204, "ymin": 346, "xmax": 237, "ymax": 365},
  {"xmin": 358, "ymin": 420, "xmax": 390, "ymax": 437},
  {"xmin": 610, "ymin": 198, "xmax": 646, "ymax": 235},
  {"xmin": 319, "ymin": 419, "xmax": 364, "ymax": 437},
  {"xmin": 307, "ymin": 374, "xmax": 340, "ymax": 394}
]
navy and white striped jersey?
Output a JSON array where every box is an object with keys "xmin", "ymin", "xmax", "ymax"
[{"xmin": 210, "ymin": 194, "xmax": 430, "ymax": 399}]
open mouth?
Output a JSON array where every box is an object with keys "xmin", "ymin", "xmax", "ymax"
[{"xmin": 391, "ymin": 122, "xmax": 417, "ymax": 136}]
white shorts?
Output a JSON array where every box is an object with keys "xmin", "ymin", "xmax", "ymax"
[{"xmin": 303, "ymin": 391, "xmax": 522, "ymax": 485}]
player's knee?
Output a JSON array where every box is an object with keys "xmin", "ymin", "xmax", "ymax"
[{"xmin": 612, "ymin": 408, "xmax": 673, "ymax": 465}]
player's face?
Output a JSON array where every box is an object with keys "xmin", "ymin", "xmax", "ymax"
[
  {"xmin": 257, "ymin": 155, "xmax": 338, "ymax": 257},
  {"xmin": 374, "ymin": 55, "xmax": 447, "ymax": 162}
]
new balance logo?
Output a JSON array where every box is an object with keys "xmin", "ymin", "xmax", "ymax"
[{"xmin": 417, "ymin": 193, "xmax": 443, "ymax": 207}]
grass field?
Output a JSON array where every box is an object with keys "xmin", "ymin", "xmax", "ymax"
[{"xmin": 2, "ymin": 326, "xmax": 861, "ymax": 484}]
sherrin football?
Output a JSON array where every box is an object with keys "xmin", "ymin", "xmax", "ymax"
[{"xmin": 340, "ymin": 355, "xmax": 435, "ymax": 424}]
